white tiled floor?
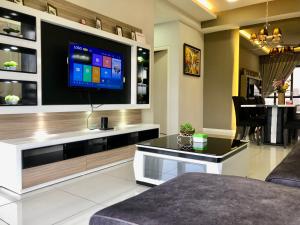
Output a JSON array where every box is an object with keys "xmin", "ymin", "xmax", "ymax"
[{"xmin": 0, "ymin": 143, "xmax": 291, "ymax": 225}]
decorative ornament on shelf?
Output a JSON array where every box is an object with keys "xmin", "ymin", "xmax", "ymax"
[
  {"xmin": 47, "ymin": 3, "xmax": 58, "ymax": 16},
  {"xmin": 95, "ymin": 18, "xmax": 102, "ymax": 30},
  {"xmin": 3, "ymin": 61, "xmax": 18, "ymax": 71},
  {"xmin": 273, "ymin": 79, "xmax": 289, "ymax": 105},
  {"xmin": 5, "ymin": 95, "xmax": 20, "ymax": 105},
  {"xmin": 80, "ymin": 18, "xmax": 86, "ymax": 25}
]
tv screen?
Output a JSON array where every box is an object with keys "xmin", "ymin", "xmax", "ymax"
[{"xmin": 68, "ymin": 43, "xmax": 124, "ymax": 90}]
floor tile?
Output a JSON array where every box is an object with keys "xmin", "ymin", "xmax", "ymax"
[
  {"xmin": 0, "ymin": 188, "xmax": 20, "ymax": 207},
  {"xmin": 54, "ymin": 186, "xmax": 149, "ymax": 225},
  {"xmin": 0, "ymin": 189, "xmax": 95, "ymax": 225},
  {"xmin": 104, "ymin": 161, "xmax": 135, "ymax": 181},
  {"xmin": 0, "ymin": 219, "xmax": 9, "ymax": 225},
  {"xmin": 56, "ymin": 172, "xmax": 138, "ymax": 204},
  {"xmin": 101, "ymin": 185, "xmax": 150, "ymax": 208},
  {"xmin": 54, "ymin": 204, "xmax": 106, "ymax": 225}
]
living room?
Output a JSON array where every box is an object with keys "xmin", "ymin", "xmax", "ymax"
[{"xmin": 0, "ymin": 0, "xmax": 299, "ymax": 224}]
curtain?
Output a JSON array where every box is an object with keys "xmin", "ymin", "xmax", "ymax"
[{"xmin": 260, "ymin": 53, "xmax": 300, "ymax": 97}]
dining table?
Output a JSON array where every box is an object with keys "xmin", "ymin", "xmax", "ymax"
[{"xmin": 240, "ymin": 104, "xmax": 297, "ymax": 145}]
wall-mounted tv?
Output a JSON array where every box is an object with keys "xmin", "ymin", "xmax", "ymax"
[{"xmin": 68, "ymin": 43, "xmax": 123, "ymax": 90}]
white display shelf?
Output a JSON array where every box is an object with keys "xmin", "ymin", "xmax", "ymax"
[{"xmin": 0, "ymin": 0, "xmax": 151, "ymax": 114}]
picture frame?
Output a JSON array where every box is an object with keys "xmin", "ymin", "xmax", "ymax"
[
  {"xmin": 13, "ymin": 0, "xmax": 24, "ymax": 5},
  {"xmin": 47, "ymin": 3, "xmax": 58, "ymax": 16},
  {"xmin": 96, "ymin": 18, "xmax": 102, "ymax": 30},
  {"xmin": 135, "ymin": 32, "xmax": 146, "ymax": 43},
  {"xmin": 131, "ymin": 31, "xmax": 136, "ymax": 41},
  {"xmin": 116, "ymin": 26, "xmax": 123, "ymax": 37},
  {"xmin": 183, "ymin": 43, "xmax": 201, "ymax": 77}
]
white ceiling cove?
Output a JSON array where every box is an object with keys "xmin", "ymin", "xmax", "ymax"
[{"xmin": 208, "ymin": 0, "xmax": 271, "ymax": 12}]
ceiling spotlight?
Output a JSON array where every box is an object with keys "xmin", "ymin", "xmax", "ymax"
[
  {"xmin": 3, "ymin": 48, "xmax": 10, "ymax": 52},
  {"xmin": 3, "ymin": 15, "xmax": 11, "ymax": 19},
  {"xmin": 138, "ymin": 48, "xmax": 143, "ymax": 51},
  {"xmin": 227, "ymin": 0, "xmax": 238, "ymax": 2},
  {"xmin": 10, "ymin": 46, "xmax": 18, "ymax": 50},
  {"xmin": 11, "ymin": 12, "xmax": 18, "ymax": 16}
]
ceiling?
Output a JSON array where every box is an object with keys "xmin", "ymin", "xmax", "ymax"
[
  {"xmin": 209, "ymin": 0, "xmax": 270, "ymax": 12},
  {"xmin": 155, "ymin": 0, "xmax": 216, "ymax": 26},
  {"xmin": 155, "ymin": 0, "xmax": 272, "ymax": 25},
  {"xmin": 240, "ymin": 17, "xmax": 300, "ymax": 55}
]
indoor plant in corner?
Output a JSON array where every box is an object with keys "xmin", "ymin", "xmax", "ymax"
[{"xmin": 273, "ymin": 79, "xmax": 289, "ymax": 105}]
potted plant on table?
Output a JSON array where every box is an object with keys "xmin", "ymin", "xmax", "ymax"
[
  {"xmin": 180, "ymin": 122, "xmax": 195, "ymax": 137},
  {"xmin": 273, "ymin": 79, "xmax": 289, "ymax": 105}
]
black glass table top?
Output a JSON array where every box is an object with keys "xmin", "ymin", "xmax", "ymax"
[{"xmin": 137, "ymin": 135, "xmax": 248, "ymax": 157}]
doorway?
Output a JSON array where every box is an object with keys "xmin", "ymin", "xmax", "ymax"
[{"xmin": 154, "ymin": 50, "xmax": 168, "ymax": 135}]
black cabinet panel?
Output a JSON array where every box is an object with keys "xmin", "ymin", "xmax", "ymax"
[
  {"xmin": 107, "ymin": 134, "xmax": 129, "ymax": 150},
  {"xmin": 85, "ymin": 138, "xmax": 107, "ymax": 155},
  {"xmin": 139, "ymin": 129, "xmax": 159, "ymax": 142},
  {"xmin": 22, "ymin": 145, "xmax": 64, "ymax": 169},
  {"xmin": 22, "ymin": 129, "xmax": 159, "ymax": 169},
  {"xmin": 63, "ymin": 141, "xmax": 85, "ymax": 159}
]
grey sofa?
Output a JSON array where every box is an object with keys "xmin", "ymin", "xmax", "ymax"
[
  {"xmin": 89, "ymin": 173, "xmax": 300, "ymax": 225},
  {"xmin": 266, "ymin": 142, "xmax": 300, "ymax": 188}
]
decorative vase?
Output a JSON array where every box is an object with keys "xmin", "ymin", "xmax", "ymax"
[{"xmin": 278, "ymin": 92, "xmax": 285, "ymax": 105}]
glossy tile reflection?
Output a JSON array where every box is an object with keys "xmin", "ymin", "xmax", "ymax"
[{"xmin": 0, "ymin": 143, "xmax": 292, "ymax": 225}]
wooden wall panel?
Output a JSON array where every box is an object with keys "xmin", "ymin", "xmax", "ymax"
[
  {"xmin": 22, "ymin": 156, "xmax": 86, "ymax": 189},
  {"xmin": 86, "ymin": 145, "xmax": 135, "ymax": 170},
  {"xmin": 11, "ymin": 0, "xmax": 142, "ymax": 38},
  {"xmin": 0, "ymin": 110, "xmax": 142, "ymax": 140}
]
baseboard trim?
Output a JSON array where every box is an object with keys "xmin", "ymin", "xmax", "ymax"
[{"xmin": 203, "ymin": 128, "xmax": 236, "ymax": 136}]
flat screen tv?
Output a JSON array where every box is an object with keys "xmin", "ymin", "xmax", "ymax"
[{"xmin": 68, "ymin": 43, "xmax": 124, "ymax": 90}]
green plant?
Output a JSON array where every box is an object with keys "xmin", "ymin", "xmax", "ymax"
[
  {"xmin": 3, "ymin": 61, "xmax": 18, "ymax": 68},
  {"xmin": 180, "ymin": 122, "xmax": 195, "ymax": 135}
]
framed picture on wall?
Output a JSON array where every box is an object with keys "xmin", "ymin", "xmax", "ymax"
[
  {"xmin": 47, "ymin": 3, "xmax": 58, "ymax": 16},
  {"xmin": 183, "ymin": 43, "xmax": 201, "ymax": 77},
  {"xmin": 96, "ymin": 18, "xmax": 102, "ymax": 30},
  {"xmin": 116, "ymin": 26, "xmax": 123, "ymax": 37}
]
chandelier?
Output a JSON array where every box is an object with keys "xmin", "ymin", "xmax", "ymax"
[{"xmin": 249, "ymin": 0, "xmax": 283, "ymax": 48}]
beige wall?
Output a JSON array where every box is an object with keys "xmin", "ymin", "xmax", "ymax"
[
  {"xmin": 239, "ymin": 46, "xmax": 260, "ymax": 73},
  {"xmin": 154, "ymin": 21, "xmax": 204, "ymax": 134},
  {"xmin": 154, "ymin": 21, "xmax": 180, "ymax": 134},
  {"xmin": 65, "ymin": 0, "xmax": 154, "ymax": 47},
  {"xmin": 203, "ymin": 29, "xmax": 239, "ymax": 130},
  {"xmin": 179, "ymin": 22, "xmax": 204, "ymax": 131}
]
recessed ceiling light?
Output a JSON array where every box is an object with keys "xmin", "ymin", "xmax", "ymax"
[
  {"xmin": 3, "ymin": 15, "xmax": 11, "ymax": 19},
  {"xmin": 138, "ymin": 48, "xmax": 143, "ymax": 51},
  {"xmin": 11, "ymin": 46, "xmax": 18, "ymax": 50},
  {"xmin": 227, "ymin": 0, "xmax": 238, "ymax": 2},
  {"xmin": 11, "ymin": 12, "xmax": 18, "ymax": 16},
  {"xmin": 3, "ymin": 48, "xmax": 10, "ymax": 52}
]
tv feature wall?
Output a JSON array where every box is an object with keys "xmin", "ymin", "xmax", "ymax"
[{"xmin": 41, "ymin": 21, "xmax": 131, "ymax": 105}]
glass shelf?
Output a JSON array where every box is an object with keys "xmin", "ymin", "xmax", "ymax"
[
  {"xmin": 0, "ymin": 79, "xmax": 37, "ymax": 106},
  {"xmin": 0, "ymin": 7, "xmax": 36, "ymax": 41},
  {"xmin": 0, "ymin": 43, "xmax": 37, "ymax": 74},
  {"xmin": 137, "ymin": 47, "xmax": 150, "ymax": 104}
]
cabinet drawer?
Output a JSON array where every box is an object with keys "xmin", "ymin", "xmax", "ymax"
[
  {"xmin": 22, "ymin": 156, "xmax": 86, "ymax": 189},
  {"xmin": 86, "ymin": 145, "xmax": 136, "ymax": 170}
]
